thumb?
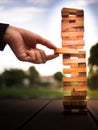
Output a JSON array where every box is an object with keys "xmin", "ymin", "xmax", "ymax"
[{"xmin": 46, "ymin": 53, "xmax": 59, "ymax": 61}]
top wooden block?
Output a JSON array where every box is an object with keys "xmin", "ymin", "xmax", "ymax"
[
  {"xmin": 62, "ymin": 8, "xmax": 84, "ymax": 17},
  {"xmin": 54, "ymin": 48, "xmax": 79, "ymax": 54}
]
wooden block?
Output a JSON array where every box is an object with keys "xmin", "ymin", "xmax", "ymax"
[
  {"xmin": 63, "ymin": 51, "xmax": 86, "ymax": 60},
  {"xmin": 79, "ymin": 72, "xmax": 86, "ymax": 77},
  {"xmin": 71, "ymin": 63, "xmax": 78, "ymax": 68},
  {"xmin": 63, "ymin": 54, "xmax": 70, "ymax": 59},
  {"xmin": 63, "ymin": 58, "xmax": 86, "ymax": 65},
  {"xmin": 62, "ymin": 40, "xmax": 85, "ymax": 46},
  {"xmin": 62, "ymin": 45, "xmax": 84, "ymax": 49},
  {"xmin": 62, "ymin": 19, "xmax": 84, "ymax": 27},
  {"xmin": 61, "ymin": 24, "xmax": 84, "ymax": 33},
  {"xmin": 63, "ymin": 67, "xmax": 86, "ymax": 73},
  {"xmin": 78, "ymin": 52, "xmax": 86, "ymax": 58},
  {"xmin": 63, "ymin": 86, "xmax": 88, "ymax": 91},
  {"xmin": 62, "ymin": 15, "xmax": 84, "ymax": 20},
  {"xmin": 79, "ymin": 50, "xmax": 86, "ymax": 55},
  {"xmin": 71, "ymin": 91, "xmax": 87, "ymax": 96},
  {"xmin": 63, "ymin": 54, "xmax": 85, "ymax": 59},
  {"xmin": 78, "ymin": 53, "xmax": 86, "ymax": 58},
  {"xmin": 61, "ymin": 23, "xmax": 84, "ymax": 32},
  {"xmin": 62, "ymin": 22, "xmax": 84, "ymax": 31},
  {"xmin": 62, "ymin": 19, "xmax": 84, "ymax": 25},
  {"xmin": 62, "ymin": 63, "xmax": 86, "ymax": 68},
  {"xmin": 62, "ymin": 26, "xmax": 84, "ymax": 32},
  {"xmin": 63, "ymin": 109, "xmax": 88, "ymax": 114},
  {"xmin": 62, "ymin": 35, "xmax": 83, "ymax": 40},
  {"xmin": 63, "ymin": 100, "xmax": 71, "ymax": 105},
  {"xmin": 63, "ymin": 81, "xmax": 87, "ymax": 87},
  {"xmin": 63, "ymin": 100, "xmax": 87, "ymax": 109},
  {"xmin": 72, "ymin": 72, "xmax": 87, "ymax": 77},
  {"xmin": 78, "ymin": 81, "xmax": 87, "ymax": 86},
  {"xmin": 71, "ymin": 72, "xmax": 79, "ymax": 77},
  {"xmin": 63, "ymin": 100, "xmax": 87, "ymax": 106},
  {"xmin": 63, "ymin": 103, "xmax": 87, "ymax": 109},
  {"xmin": 78, "ymin": 63, "xmax": 86, "ymax": 67},
  {"xmin": 63, "ymin": 95, "xmax": 86, "ymax": 100},
  {"xmin": 63, "ymin": 104, "xmax": 87, "ymax": 110},
  {"xmin": 71, "ymin": 100, "xmax": 87, "ymax": 106},
  {"xmin": 62, "ymin": 16, "xmax": 84, "ymax": 22},
  {"xmin": 63, "ymin": 77, "xmax": 87, "ymax": 82},
  {"xmin": 61, "ymin": 32, "xmax": 84, "ymax": 38},
  {"xmin": 54, "ymin": 48, "xmax": 79, "ymax": 54},
  {"xmin": 64, "ymin": 72, "xmax": 87, "ymax": 78},
  {"xmin": 62, "ymin": 8, "xmax": 84, "ymax": 17}
]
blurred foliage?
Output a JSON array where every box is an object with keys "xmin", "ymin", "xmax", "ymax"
[
  {"xmin": 1, "ymin": 69, "xmax": 26, "ymax": 88},
  {"xmin": 53, "ymin": 71, "xmax": 64, "ymax": 88},
  {"xmin": 88, "ymin": 42, "xmax": 98, "ymax": 89},
  {"xmin": 27, "ymin": 66, "xmax": 40, "ymax": 86},
  {"xmin": 53, "ymin": 71, "xmax": 63, "ymax": 82},
  {"xmin": 0, "ymin": 66, "xmax": 62, "ymax": 89},
  {"xmin": 0, "ymin": 66, "xmax": 39, "ymax": 88},
  {"xmin": 0, "ymin": 87, "xmax": 65, "ymax": 99},
  {"xmin": 88, "ymin": 43, "xmax": 98, "ymax": 66},
  {"xmin": 0, "ymin": 87, "xmax": 98, "ymax": 99}
]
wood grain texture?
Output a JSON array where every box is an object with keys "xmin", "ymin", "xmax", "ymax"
[{"xmin": 54, "ymin": 48, "xmax": 79, "ymax": 54}]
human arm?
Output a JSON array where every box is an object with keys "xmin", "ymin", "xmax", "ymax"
[{"xmin": 1, "ymin": 24, "xmax": 59, "ymax": 64}]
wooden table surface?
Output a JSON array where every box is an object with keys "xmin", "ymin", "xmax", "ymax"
[{"xmin": 0, "ymin": 98, "xmax": 98, "ymax": 130}]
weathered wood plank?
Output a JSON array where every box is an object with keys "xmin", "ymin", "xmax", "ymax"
[
  {"xmin": 63, "ymin": 77, "xmax": 87, "ymax": 82},
  {"xmin": 62, "ymin": 26, "xmax": 84, "ymax": 32},
  {"xmin": 21, "ymin": 99, "xmax": 98, "ymax": 130},
  {"xmin": 78, "ymin": 63, "xmax": 86, "ymax": 67},
  {"xmin": 63, "ymin": 50, "xmax": 86, "ymax": 59},
  {"xmin": 62, "ymin": 40, "xmax": 85, "ymax": 46},
  {"xmin": 62, "ymin": 15, "xmax": 84, "ymax": 20},
  {"xmin": 54, "ymin": 48, "xmax": 79, "ymax": 54},
  {"xmin": 88, "ymin": 99, "xmax": 98, "ymax": 123},
  {"xmin": 62, "ymin": 45, "xmax": 84, "ymax": 49},
  {"xmin": 62, "ymin": 36, "xmax": 83, "ymax": 40},
  {"xmin": 62, "ymin": 8, "xmax": 84, "ymax": 17},
  {"xmin": 79, "ymin": 72, "xmax": 86, "ymax": 77},
  {"xmin": 63, "ymin": 86, "xmax": 88, "ymax": 91},
  {"xmin": 63, "ymin": 100, "xmax": 87, "ymax": 106},
  {"xmin": 71, "ymin": 91, "xmax": 87, "ymax": 96},
  {"xmin": 71, "ymin": 72, "xmax": 79, "ymax": 77},
  {"xmin": 71, "ymin": 63, "xmax": 78, "ymax": 68},
  {"xmin": 62, "ymin": 24, "xmax": 84, "ymax": 33},
  {"xmin": 62, "ymin": 16, "xmax": 84, "ymax": 23},
  {"xmin": 63, "ymin": 81, "xmax": 87, "ymax": 86},
  {"xmin": 63, "ymin": 58, "xmax": 86, "ymax": 65},
  {"xmin": 0, "ymin": 99, "xmax": 52, "ymax": 130},
  {"xmin": 63, "ymin": 95, "xmax": 86, "ymax": 100},
  {"xmin": 63, "ymin": 67, "xmax": 86, "ymax": 73},
  {"xmin": 61, "ymin": 24, "xmax": 84, "ymax": 32},
  {"xmin": 61, "ymin": 32, "xmax": 84, "ymax": 38}
]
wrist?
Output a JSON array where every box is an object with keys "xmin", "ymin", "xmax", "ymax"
[{"xmin": 0, "ymin": 23, "xmax": 9, "ymax": 51}]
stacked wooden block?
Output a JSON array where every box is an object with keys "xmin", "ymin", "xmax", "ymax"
[{"xmin": 55, "ymin": 8, "xmax": 87, "ymax": 113}]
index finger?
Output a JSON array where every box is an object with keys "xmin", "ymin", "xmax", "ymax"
[{"xmin": 37, "ymin": 36, "xmax": 57, "ymax": 49}]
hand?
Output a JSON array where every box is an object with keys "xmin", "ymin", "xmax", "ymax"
[{"xmin": 3, "ymin": 25, "xmax": 59, "ymax": 64}]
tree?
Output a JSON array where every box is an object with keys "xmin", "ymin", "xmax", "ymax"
[
  {"xmin": 28, "ymin": 66, "xmax": 39, "ymax": 86},
  {"xmin": 88, "ymin": 42, "xmax": 98, "ymax": 66},
  {"xmin": 88, "ymin": 42, "xmax": 98, "ymax": 89},
  {"xmin": 1, "ymin": 69, "xmax": 26, "ymax": 87},
  {"xmin": 53, "ymin": 71, "xmax": 64, "ymax": 87},
  {"xmin": 0, "ymin": 74, "xmax": 3, "ymax": 87}
]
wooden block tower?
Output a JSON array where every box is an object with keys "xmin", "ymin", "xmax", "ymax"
[{"xmin": 55, "ymin": 8, "xmax": 88, "ymax": 113}]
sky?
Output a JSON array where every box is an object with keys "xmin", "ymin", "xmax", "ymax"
[{"xmin": 0, "ymin": 0, "xmax": 98, "ymax": 76}]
